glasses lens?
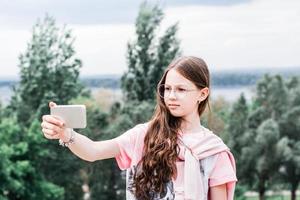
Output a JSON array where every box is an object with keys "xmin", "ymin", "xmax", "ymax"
[{"xmin": 158, "ymin": 84, "xmax": 165, "ymax": 98}]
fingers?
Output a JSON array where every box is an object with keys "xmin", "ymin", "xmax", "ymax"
[
  {"xmin": 42, "ymin": 103, "xmax": 65, "ymax": 141},
  {"xmin": 41, "ymin": 120, "xmax": 64, "ymax": 140},
  {"xmin": 42, "ymin": 128, "xmax": 60, "ymax": 139},
  {"xmin": 41, "ymin": 115, "xmax": 65, "ymax": 140},
  {"xmin": 41, "ymin": 121, "xmax": 64, "ymax": 134},
  {"xmin": 42, "ymin": 115, "xmax": 64, "ymax": 127}
]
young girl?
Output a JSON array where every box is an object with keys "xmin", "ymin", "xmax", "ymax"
[{"xmin": 41, "ymin": 56, "xmax": 237, "ymax": 200}]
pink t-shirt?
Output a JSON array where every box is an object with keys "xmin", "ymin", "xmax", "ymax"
[{"xmin": 115, "ymin": 123, "xmax": 237, "ymax": 199}]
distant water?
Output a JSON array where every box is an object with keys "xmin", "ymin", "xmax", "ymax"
[
  {"xmin": 0, "ymin": 86, "xmax": 14, "ymax": 106},
  {"xmin": 0, "ymin": 86, "xmax": 255, "ymax": 107},
  {"xmin": 210, "ymin": 86, "xmax": 255, "ymax": 102}
]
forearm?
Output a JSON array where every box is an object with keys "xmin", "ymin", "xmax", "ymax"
[
  {"xmin": 66, "ymin": 129, "xmax": 120, "ymax": 162},
  {"xmin": 67, "ymin": 130, "xmax": 98, "ymax": 162}
]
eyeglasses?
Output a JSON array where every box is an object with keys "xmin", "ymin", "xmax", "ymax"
[{"xmin": 157, "ymin": 84, "xmax": 198, "ymax": 99}]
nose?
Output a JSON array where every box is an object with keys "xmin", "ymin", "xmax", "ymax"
[{"xmin": 168, "ymin": 88, "xmax": 177, "ymax": 99}]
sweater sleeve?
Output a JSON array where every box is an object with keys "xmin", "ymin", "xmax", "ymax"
[
  {"xmin": 115, "ymin": 123, "xmax": 147, "ymax": 170},
  {"xmin": 209, "ymin": 151, "xmax": 238, "ymax": 187}
]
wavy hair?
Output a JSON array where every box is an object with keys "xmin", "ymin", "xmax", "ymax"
[{"xmin": 133, "ymin": 56, "xmax": 210, "ymax": 199}]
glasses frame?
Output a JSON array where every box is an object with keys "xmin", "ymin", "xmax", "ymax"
[{"xmin": 157, "ymin": 84, "xmax": 199, "ymax": 99}]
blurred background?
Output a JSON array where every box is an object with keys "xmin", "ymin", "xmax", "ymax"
[{"xmin": 0, "ymin": 0, "xmax": 299, "ymax": 199}]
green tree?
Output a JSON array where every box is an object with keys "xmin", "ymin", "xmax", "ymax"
[
  {"xmin": 253, "ymin": 119, "xmax": 284, "ymax": 200},
  {"xmin": 26, "ymin": 118, "xmax": 84, "ymax": 200},
  {"xmin": 3, "ymin": 15, "xmax": 90, "ymax": 200},
  {"xmin": 226, "ymin": 93, "xmax": 248, "ymax": 158},
  {"xmin": 238, "ymin": 119, "xmax": 287, "ymax": 200},
  {"xmin": 225, "ymin": 93, "xmax": 249, "ymax": 200},
  {"xmin": 8, "ymin": 15, "xmax": 88, "ymax": 127},
  {"xmin": 255, "ymin": 75, "xmax": 288, "ymax": 120},
  {"xmin": 225, "ymin": 93, "xmax": 265, "ymax": 199},
  {"xmin": 121, "ymin": 2, "xmax": 181, "ymax": 102},
  {"xmin": 277, "ymin": 77, "xmax": 300, "ymax": 200},
  {"xmin": 231, "ymin": 74, "xmax": 299, "ymax": 200},
  {"xmin": 0, "ymin": 117, "xmax": 64, "ymax": 200},
  {"xmin": 278, "ymin": 107, "xmax": 300, "ymax": 200},
  {"xmin": 0, "ymin": 101, "xmax": 3, "ymax": 122}
]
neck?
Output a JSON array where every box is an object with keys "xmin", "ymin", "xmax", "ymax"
[{"xmin": 180, "ymin": 112, "xmax": 202, "ymax": 133}]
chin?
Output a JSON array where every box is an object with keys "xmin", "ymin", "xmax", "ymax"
[{"xmin": 169, "ymin": 110, "xmax": 184, "ymax": 117}]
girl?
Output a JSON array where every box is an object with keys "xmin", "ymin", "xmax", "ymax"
[{"xmin": 41, "ymin": 56, "xmax": 237, "ymax": 200}]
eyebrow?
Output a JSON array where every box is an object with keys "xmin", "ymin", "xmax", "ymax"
[{"xmin": 164, "ymin": 83, "xmax": 190, "ymax": 87}]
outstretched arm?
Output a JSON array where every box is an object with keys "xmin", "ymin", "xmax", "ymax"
[{"xmin": 41, "ymin": 101, "xmax": 120, "ymax": 162}]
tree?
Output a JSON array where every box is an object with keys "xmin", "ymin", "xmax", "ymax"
[
  {"xmin": 8, "ymin": 15, "xmax": 88, "ymax": 127},
  {"xmin": 0, "ymin": 101, "xmax": 3, "ymax": 122},
  {"xmin": 255, "ymin": 75, "xmax": 288, "ymax": 120},
  {"xmin": 229, "ymin": 74, "xmax": 299, "ymax": 200},
  {"xmin": 3, "ymin": 15, "xmax": 91, "ymax": 200},
  {"xmin": 253, "ymin": 119, "xmax": 283, "ymax": 200},
  {"xmin": 225, "ymin": 93, "xmax": 248, "ymax": 177},
  {"xmin": 225, "ymin": 94, "xmax": 256, "ymax": 200},
  {"xmin": 226, "ymin": 93, "xmax": 248, "ymax": 150},
  {"xmin": 277, "ymin": 77, "xmax": 300, "ymax": 200},
  {"xmin": 0, "ymin": 117, "xmax": 64, "ymax": 200},
  {"xmin": 121, "ymin": 2, "xmax": 181, "ymax": 102},
  {"xmin": 26, "ymin": 118, "xmax": 84, "ymax": 200},
  {"xmin": 236, "ymin": 118, "xmax": 287, "ymax": 200},
  {"xmin": 278, "ymin": 107, "xmax": 300, "ymax": 200}
]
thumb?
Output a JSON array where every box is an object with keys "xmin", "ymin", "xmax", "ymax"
[{"xmin": 49, "ymin": 101, "xmax": 57, "ymax": 108}]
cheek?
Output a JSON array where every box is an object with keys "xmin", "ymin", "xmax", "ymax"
[{"xmin": 180, "ymin": 101, "xmax": 198, "ymax": 112}]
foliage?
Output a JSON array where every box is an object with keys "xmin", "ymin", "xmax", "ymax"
[
  {"xmin": 7, "ymin": 15, "xmax": 88, "ymax": 127},
  {"xmin": 121, "ymin": 2, "xmax": 181, "ymax": 102},
  {"xmin": 0, "ymin": 15, "xmax": 90, "ymax": 200},
  {"xmin": 0, "ymin": 117, "xmax": 64, "ymax": 200},
  {"xmin": 226, "ymin": 75, "xmax": 300, "ymax": 199}
]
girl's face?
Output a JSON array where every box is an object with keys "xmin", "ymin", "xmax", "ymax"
[{"xmin": 162, "ymin": 69, "xmax": 208, "ymax": 118}]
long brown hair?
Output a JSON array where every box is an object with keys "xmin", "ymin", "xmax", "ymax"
[{"xmin": 133, "ymin": 56, "xmax": 210, "ymax": 199}]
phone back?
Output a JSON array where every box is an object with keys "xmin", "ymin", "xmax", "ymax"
[{"xmin": 50, "ymin": 105, "xmax": 87, "ymax": 129}]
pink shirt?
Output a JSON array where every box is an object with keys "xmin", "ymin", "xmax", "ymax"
[{"xmin": 115, "ymin": 123, "xmax": 237, "ymax": 199}]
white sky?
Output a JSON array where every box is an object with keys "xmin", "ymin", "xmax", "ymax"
[{"xmin": 0, "ymin": 0, "xmax": 299, "ymax": 78}]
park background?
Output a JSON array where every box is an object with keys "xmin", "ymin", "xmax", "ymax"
[{"xmin": 0, "ymin": 0, "xmax": 299, "ymax": 200}]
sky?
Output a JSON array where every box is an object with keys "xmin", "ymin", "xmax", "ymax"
[{"xmin": 0, "ymin": 0, "xmax": 299, "ymax": 78}]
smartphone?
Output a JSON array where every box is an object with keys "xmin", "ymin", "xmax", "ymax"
[{"xmin": 50, "ymin": 105, "xmax": 87, "ymax": 129}]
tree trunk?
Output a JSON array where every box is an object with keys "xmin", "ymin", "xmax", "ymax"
[
  {"xmin": 259, "ymin": 180, "xmax": 265, "ymax": 200},
  {"xmin": 291, "ymin": 181, "xmax": 299, "ymax": 200},
  {"xmin": 259, "ymin": 190, "xmax": 265, "ymax": 200}
]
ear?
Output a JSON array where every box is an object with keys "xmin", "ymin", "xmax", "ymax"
[{"xmin": 198, "ymin": 87, "xmax": 209, "ymax": 101}]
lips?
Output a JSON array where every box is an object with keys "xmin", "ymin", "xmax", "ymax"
[
  {"xmin": 168, "ymin": 104, "xmax": 180, "ymax": 109},
  {"xmin": 169, "ymin": 104, "xmax": 180, "ymax": 106}
]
